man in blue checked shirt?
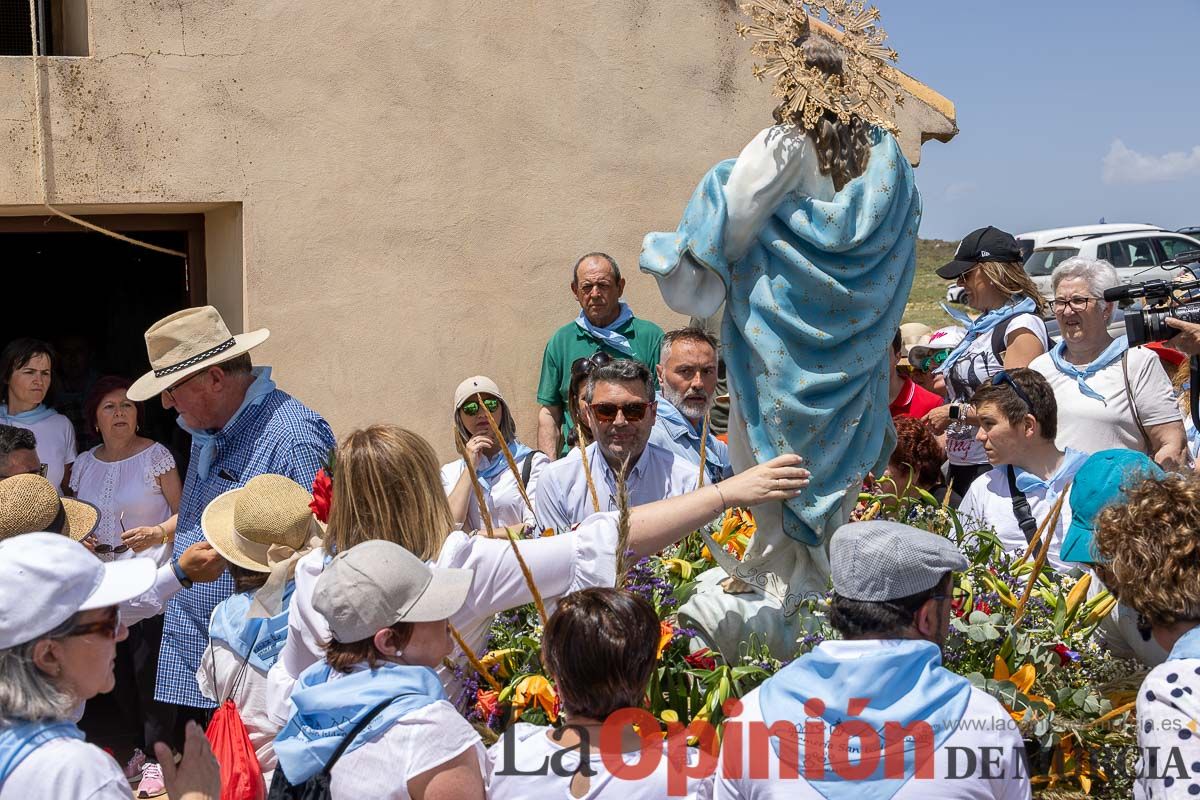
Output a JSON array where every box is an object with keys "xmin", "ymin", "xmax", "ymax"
[{"xmin": 128, "ymin": 306, "xmax": 334, "ymax": 749}]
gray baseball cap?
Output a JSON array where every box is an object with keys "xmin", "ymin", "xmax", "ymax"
[
  {"xmin": 830, "ymin": 521, "xmax": 968, "ymax": 601},
  {"xmin": 313, "ymin": 540, "xmax": 472, "ymax": 643}
]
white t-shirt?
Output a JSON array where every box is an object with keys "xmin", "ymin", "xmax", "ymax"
[
  {"xmin": 487, "ymin": 723, "xmax": 714, "ymax": 799},
  {"xmin": 329, "ymin": 699, "xmax": 487, "ymax": 799},
  {"xmin": 717, "ymin": 682, "xmax": 1030, "ymax": 799},
  {"xmin": 945, "ymin": 313, "xmax": 1048, "ymax": 466},
  {"xmin": 1134, "ymin": 657, "xmax": 1200, "ymax": 799},
  {"xmin": 0, "ymin": 736, "xmax": 130, "ymax": 800},
  {"xmin": 440, "ymin": 451, "xmax": 550, "ymax": 531},
  {"xmin": 266, "ymin": 512, "xmax": 620, "ymax": 725},
  {"xmin": 198, "ymin": 607, "xmax": 279, "ymax": 781},
  {"xmin": 1030, "ymin": 346, "xmax": 1181, "ymax": 456},
  {"xmin": 2, "ymin": 409, "xmax": 76, "ymax": 495},
  {"xmin": 957, "ymin": 455, "xmax": 1083, "ymax": 573}
]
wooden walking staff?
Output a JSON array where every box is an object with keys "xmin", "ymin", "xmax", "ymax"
[
  {"xmin": 455, "ymin": 429, "xmax": 495, "ymax": 536},
  {"xmin": 576, "ymin": 422, "xmax": 601, "ymax": 513},
  {"xmin": 696, "ymin": 412, "xmax": 711, "ymax": 488},
  {"xmin": 474, "ymin": 393, "xmax": 540, "ymax": 527}
]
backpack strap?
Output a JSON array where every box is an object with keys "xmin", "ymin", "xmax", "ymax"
[
  {"xmin": 520, "ymin": 451, "xmax": 542, "ymax": 488},
  {"xmin": 990, "ymin": 317, "xmax": 1015, "ymax": 362},
  {"xmin": 320, "ymin": 696, "xmax": 400, "ymax": 775},
  {"xmin": 1006, "ymin": 465, "xmax": 1040, "ymax": 551}
]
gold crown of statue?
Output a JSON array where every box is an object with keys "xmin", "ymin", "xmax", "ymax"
[{"xmin": 737, "ymin": 0, "xmax": 902, "ymax": 134}]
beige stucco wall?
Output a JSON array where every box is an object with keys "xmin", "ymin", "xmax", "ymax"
[{"xmin": 0, "ymin": 1, "xmax": 950, "ymax": 460}]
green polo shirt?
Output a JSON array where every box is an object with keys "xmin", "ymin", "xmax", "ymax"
[{"xmin": 537, "ymin": 316, "xmax": 665, "ymax": 455}]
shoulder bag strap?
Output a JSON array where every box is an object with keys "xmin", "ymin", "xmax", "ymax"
[
  {"xmin": 1121, "ymin": 350, "xmax": 1152, "ymax": 452},
  {"xmin": 1006, "ymin": 465, "xmax": 1040, "ymax": 548},
  {"xmin": 320, "ymin": 696, "xmax": 399, "ymax": 775},
  {"xmin": 991, "ymin": 317, "xmax": 1015, "ymax": 362},
  {"xmin": 521, "ymin": 451, "xmax": 542, "ymax": 487}
]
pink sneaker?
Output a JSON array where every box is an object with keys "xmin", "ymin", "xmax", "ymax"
[
  {"xmin": 136, "ymin": 762, "xmax": 167, "ymax": 798},
  {"xmin": 124, "ymin": 748, "xmax": 147, "ymax": 785}
]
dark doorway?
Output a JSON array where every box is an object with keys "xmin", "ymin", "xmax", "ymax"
[{"xmin": 0, "ymin": 214, "xmax": 205, "ymax": 460}]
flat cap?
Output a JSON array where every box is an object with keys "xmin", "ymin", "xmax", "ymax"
[{"xmin": 831, "ymin": 521, "xmax": 968, "ymax": 601}]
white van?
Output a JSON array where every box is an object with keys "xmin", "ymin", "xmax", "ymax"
[{"xmin": 1014, "ymin": 223, "xmax": 1161, "ymax": 261}]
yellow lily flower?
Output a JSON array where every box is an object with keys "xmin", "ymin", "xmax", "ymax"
[
  {"xmin": 479, "ymin": 648, "xmax": 521, "ymax": 680},
  {"xmin": 662, "ymin": 558, "xmax": 694, "ymax": 580},
  {"xmin": 1064, "ymin": 573, "xmax": 1091, "ymax": 618},
  {"xmin": 510, "ymin": 674, "xmax": 558, "ymax": 722}
]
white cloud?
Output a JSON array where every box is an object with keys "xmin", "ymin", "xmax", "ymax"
[{"xmin": 1102, "ymin": 139, "xmax": 1200, "ymax": 185}]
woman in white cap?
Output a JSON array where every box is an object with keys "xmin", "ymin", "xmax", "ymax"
[
  {"xmin": 907, "ymin": 326, "xmax": 965, "ymax": 400},
  {"xmin": 197, "ymin": 474, "xmax": 323, "ymax": 787},
  {"xmin": 267, "ymin": 425, "xmax": 809, "ymax": 723},
  {"xmin": 442, "ymin": 376, "xmax": 549, "ymax": 532},
  {"xmin": 272, "ymin": 540, "xmax": 484, "ymax": 799},
  {"xmin": 0, "ymin": 533, "xmax": 220, "ymax": 799}
]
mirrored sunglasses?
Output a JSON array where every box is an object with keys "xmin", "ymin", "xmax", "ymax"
[{"xmin": 461, "ymin": 398, "xmax": 501, "ymax": 416}]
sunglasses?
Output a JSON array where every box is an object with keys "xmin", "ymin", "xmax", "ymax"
[
  {"xmin": 571, "ymin": 351, "xmax": 613, "ymax": 377},
  {"xmin": 589, "ymin": 401, "xmax": 649, "ymax": 423},
  {"xmin": 461, "ymin": 398, "xmax": 500, "ymax": 416},
  {"xmin": 91, "ymin": 512, "xmax": 131, "ymax": 556},
  {"xmin": 64, "ymin": 606, "xmax": 122, "ymax": 639},
  {"xmin": 914, "ymin": 350, "xmax": 950, "ymax": 373},
  {"xmin": 991, "ymin": 371, "xmax": 1035, "ymax": 410}
]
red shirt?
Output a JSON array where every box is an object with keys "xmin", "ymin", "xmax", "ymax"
[{"xmin": 890, "ymin": 377, "xmax": 942, "ymax": 419}]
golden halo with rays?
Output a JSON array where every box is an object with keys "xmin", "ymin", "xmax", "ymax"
[{"xmin": 736, "ymin": 0, "xmax": 903, "ymax": 135}]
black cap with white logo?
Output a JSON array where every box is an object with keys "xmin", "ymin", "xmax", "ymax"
[{"xmin": 936, "ymin": 226, "xmax": 1024, "ymax": 279}]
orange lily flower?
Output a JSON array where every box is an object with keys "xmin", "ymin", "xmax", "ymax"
[
  {"xmin": 510, "ymin": 674, "xmax": 558, "ymax": 722},
  {"xmin": 993, "ymin": 657, "xmax": 1055, "ymax": 721},
  {"xmin": 657, "ymin": 620, "xmax": 675, "ymax": 659}
]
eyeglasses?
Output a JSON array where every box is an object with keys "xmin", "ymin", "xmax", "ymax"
[
  {"xmin": 91, "ymin": 512, "xmax": 131, "ymax": 556},
  {"xmin": 991, "ymin": 371, "xmax": 1035, "ymax": 410},
  {"xmin": 589, "ymin": 401, "xmax": 649, "ymax": 423},
  {"xmin": 914, "ymin": 350, "xmax": 950, "ymax": 373},
  {"xmin": 571, "ymin": 351, "xmax": 612, "ymax": 377},
  {"xmin": 1049, "ymin": 295, "xmax": 1099, "ymax": 313},
  {"xmin": 64, "ymin": 606, "xmax": 122, "ymax": 639},
  {"xmin": 460, "ymin": 398, "xmax": 500, "ymax": 416},
  {"xmin": 164, "ymin": 370, "xmax": 203, "ymax": 402}
]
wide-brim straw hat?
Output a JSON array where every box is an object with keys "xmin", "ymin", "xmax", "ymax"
[
  {"xmin": 0, "ymin": 475, "xmax": 100, "ymax": 542},
  {"xmin": 128, "ymin": 306, "xmax": 269, "ymax": 402},
  {"xmin": 202, "ymin": 474, "xmax": 323, "ymax": 572}
]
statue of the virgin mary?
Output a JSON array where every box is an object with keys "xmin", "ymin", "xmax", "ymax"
[{"xmin": 640, "ymin": 1, "xmax": 922, "ymax": 658}]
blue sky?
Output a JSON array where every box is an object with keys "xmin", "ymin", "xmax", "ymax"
[{"xmin": 883, "ymin": 0, "xmax": 1200, "ymax": 240}]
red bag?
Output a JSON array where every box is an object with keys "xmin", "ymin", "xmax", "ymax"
[{"xmin": 206, "ymin": 697, "xmax": 267, "ymax": 800}]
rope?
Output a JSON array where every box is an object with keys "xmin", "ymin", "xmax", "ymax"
[{"xmin": 24, "ymin": 0, "xmax": 188, "ymax": 261}]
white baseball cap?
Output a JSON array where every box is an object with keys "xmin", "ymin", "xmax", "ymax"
[
  {"xmin": 0, "ymin": 532, "xmax": 158, "ymax": 649},
  {"xmin": 908, "ymin": 326, "xmax": 967, "ymax": 363}
]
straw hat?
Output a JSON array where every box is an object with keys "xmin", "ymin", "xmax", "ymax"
[
  {"xmin": 128, "ymin": 306, "xmax": 269, "ymax": 402},
  {"xmin": 202, "ymin": 474, "xmax": 321, "ymax": 572},
  {"xmin": 0, "ymin": 475, "xmax": 100, "ymax": 542}
]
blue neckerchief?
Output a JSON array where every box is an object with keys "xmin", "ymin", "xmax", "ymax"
[
  {"xmin": 476, "ymin": 440, "xmax": 534, "ymax": 488},
  {"xmin": 574, "ymin": 302, "xmax": 635, "ymax": 357},
  {"xmin": 273, "ymin": 661, "xmax": 445, "ymax": 784},
  {"xmin": 208, "ymin": 582, "xmax": 295, "ymax": 673},
  {"xmin": 177, "ymin": 367, "xmax": 277, "ymax": 480},
  {"xmin": 759, "ymin": 639, "xmax": 972, "ymax": 800},
  {"xmin": 0, "ymin": 404, "xmax": 57, "ymax": 425},
  {"xmin": 653, "ymin": 393, "xmax": 726, "ymax": 480},
  {"xmin": 1168, "ymin": 626, "xmax": 1200, "ymax": 661},
  {"xmin": 1014, "ymin": 448, "xmax": 1089, "ymax": 494},
  {"xmin": 0, "ymin": 720, "xmax": 84, "ymax": 785},
  {"xmin": 1047, "ymin": 337, "xmax": 1128, "ymax": 404},
  {"xmin": 937, "ymin": 297, "xmax": 1039, "ymax": 377}
]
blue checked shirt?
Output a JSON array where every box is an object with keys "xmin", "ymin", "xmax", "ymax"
[{"xmin": 154, "ymin": 388, "xmax": 334, "ymax": 708}]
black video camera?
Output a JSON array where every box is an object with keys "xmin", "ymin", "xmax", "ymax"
[{"xmin": 1102, "ymin": 250, "xmax": 1200, "ymax": 345}]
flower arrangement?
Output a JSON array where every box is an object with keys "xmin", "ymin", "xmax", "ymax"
[{"xmin": 454, "ymin": 480, "xmax": 1142, "ymax": 798}]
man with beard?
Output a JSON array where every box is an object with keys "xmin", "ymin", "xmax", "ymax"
[
  {"xmin": 535, "ymin": 359, "xmax": 697, "ymax": 531},
  {"xmin": 649, "ymin": 328, "xmax": 731, "ymax": 484}
]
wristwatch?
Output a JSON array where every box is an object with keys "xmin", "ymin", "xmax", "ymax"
[
  {"xmin": 948, "ymin": 403, "xmax": 965, "ymax": 422},
  {"xmin": 171, "ymin": 557, "xmax": 194, "ymax": 589}
]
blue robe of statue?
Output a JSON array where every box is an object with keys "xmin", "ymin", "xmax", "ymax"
[{"xmin": 640, "ymin": 125, "xmax": 920, "ymax": 546}]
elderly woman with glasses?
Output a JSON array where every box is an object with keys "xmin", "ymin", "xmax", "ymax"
[
  {"xmin": 1030, "ymin": 257, "xmax": 1186, "ymax": 468},
  {"xmin": 0, "ymin": 534, "xmax": 220, "ymax": 800},
  {"xmin": 442, "ymin": 376, "xmax": 550, "ymax": 533}
]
